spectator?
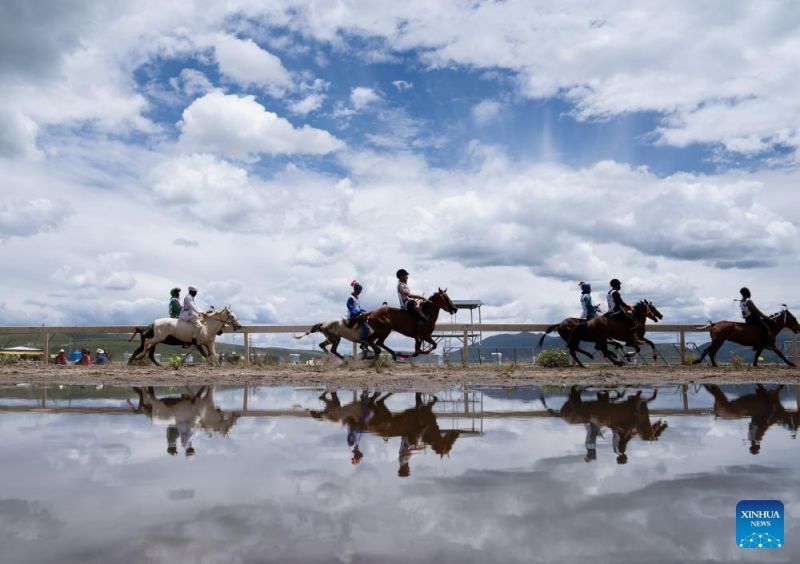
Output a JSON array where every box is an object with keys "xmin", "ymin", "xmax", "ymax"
[
  {"xmin": 95, "ymin": 348, "xmax": 109, "ymax": 365},
  {"xmin": 76, "ymin": 349, "xmax": 93, "ymax": 366},
  {"xmin": 54, "ymin": 349, "xmax": 68, "ymax": 365}
]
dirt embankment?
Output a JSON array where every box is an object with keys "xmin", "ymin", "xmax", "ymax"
[{"xmin": 1, "ymin": 362, "xmax": 798, "ymax": 390}]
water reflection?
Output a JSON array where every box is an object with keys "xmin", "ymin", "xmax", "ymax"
[
  {"xmin": 131, "ymin": 386, "xmax": 240, "ymax": 457},
  {"xmin": 705, "ymin": 384, "xmax": 799, "ymax": 454},
  {"xmin": 540, "ymin": 386, "xmax": 668, "ymax": 464},
  {"xmin": 307, "ymin": 391, "xmax": 460, "ymax": 475}
]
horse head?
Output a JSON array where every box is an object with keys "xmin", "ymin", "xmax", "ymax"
[
  {"xmin": 215, "ymin": 305, "xmax": 242, "ymax": 331},
  {"xmin": 634, "ymin": 300, "xmax": 662, "ymax": 323},
  {"xmin": 427, "ymin": 288, "xmax": 458, "ymax": 314},
  {"xmin": 775, "ymin": 307, "xmax": 800, "ymax": 333}
]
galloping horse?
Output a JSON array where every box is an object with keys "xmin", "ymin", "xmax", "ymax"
[
  {"xmin": 562, "ymin": 301, "xmax": 662, "ymax": 367},
  {"xmin": 539, "ymin": 300, "xmax": 663, "ymax": 361},
  {"xmin": 693, "ymin": 307, "xmax": 799, "ymax": 367},
  {"xmin": 293, "ymin": 318, "xmax": 384, "ymax": 360},
  {"xmin": 128, "ymin": 306, "xmax": 242, "ymax": 366},
  {"xmin": 367, "ymin": 288, "xmax": 458, "ymax": 359}
]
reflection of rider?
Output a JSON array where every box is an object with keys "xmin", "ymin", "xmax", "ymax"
[
  {"xmin": 612, "ymin": 427, "xmax": 630, "ymax": 465},
  {"xmin": 179, "ymin": 285, "xmax": 204, "ymax": 344},
  {"xmin": 739, "ymin": 287, "xmax": 771, "ymax": 347},
  {"xmin": 579, "ymin": 281, "xmax": 597, "ymax": 320},
  {"xmin": 605, "ymin": 279, "xmax": 634, "ymax": 327},
  {"xmin": 584, "ymin": 422, "xmax": 602, "ymax": 462},
  {"xmin": 346, "ymin": 281, "xmax": 370, "ymax": 343},
  {"xmin": 169, "ymin": 287, "xmax": 181, "ymax": 319},
  {"xmin": 397, "ymin": 269, "xmax": 428, "ymax": 339},
  {"xmin": 398, "ymin": 436, "xmax": 413, "ymax": 477},
  {"xmin": 178, "ymin": 420, "xmax": 195, "ymax": 458},
  {"xmin": 167, "ymin": 425, "xmax": 179, "ymax": 456}
]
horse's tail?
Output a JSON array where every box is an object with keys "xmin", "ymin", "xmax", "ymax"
[
  {"xmin": 294, "ymin": 323, "xmax": 324, "ymax": 340},
  {"xmin": 128, "ymin": 326, "xmax": 145, "ymax": 341},
  {"xmin": 538, "ymin": 324, "xmax": 559, "ymax": 347},
  {"xmin": 696, "ymin": 320, "xmax": 714, "ymax": 331},
  {"xmin": 539, "ymin": 394, "xmax": 558, "ymax": 416}
]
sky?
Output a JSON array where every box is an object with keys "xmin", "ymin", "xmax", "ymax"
[{"xmin": 2, "ymin": 1, "xmax": 800, "ymax": 346}]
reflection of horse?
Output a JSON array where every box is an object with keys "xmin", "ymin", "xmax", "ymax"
[
  {"xmin": 131, "ymin": 386, "xmax": 240, "ymax": 455},
  {"xmin": 128, "ymin": 306, "xmax": 242, "ymax": 366},
  {"xmin": 294, "ymin": 320, "xmax": 382, "ymax": 360},
  {"xmin": 563, "ymin": 301, "xmax": 662, "ymax": 367},
  {"xmin": 694, "ymin": 308, "xmax": 800, "ymax": 367},
  {"xmin": 541, "ymin": 386, "xmax": 668, "ymax": 464},
  {"xmin": 704, "ymin": 384, "xmax": 797, "ymax": 454},
  {"xmin": 367, "ymin": 289, "xmax": 459, "ymax": 358}
]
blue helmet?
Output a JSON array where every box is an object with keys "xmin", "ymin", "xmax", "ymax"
[{"xmin": 581, "ymin": 283, "xmax": 591, "ymax": 293}]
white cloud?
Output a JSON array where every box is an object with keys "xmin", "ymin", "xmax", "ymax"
[
  {"xmin": 213, "ymin": 34, "xmax": 292, "ymax": 94},
  {"xmin": 288, "ymin": 93, "xmax": 326, "ymax": 115},
  {"xmin": 178, "ymin": 92, "xmax": 344, "ymax": 159},
  {"xmin": 0, "ymin": 198, "xmax": 68, "ymax": 240},
  {"xmin": 471, "ymin": 99, "xmax": 502, "ymax": 126},
  {"xmin": 350, "ymin": 87, "xmax": 381, "ymax": 111},
  {"xmin": 51, "ymin": 252, "xmax": 136, "ymax": 292},
  {"xmin": 0, "ymin": 109, "xmax": 42, "ymax": 159},
  {"xmin": 169, "ymin": 68, "xmax": 214, "ymax": 97},
  {"xmin": 392, "ymin": 80, "xmax": 413, "ymax": 92}
]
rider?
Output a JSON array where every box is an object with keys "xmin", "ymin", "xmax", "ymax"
[
  {"xmin": 346, "ymin": 280, "xmax": 370, "ymax": 344},
  {"xmin": 169, "ymin": 287, "xmax": 181, "ymax": 319},
  {"xmin": 579, "ymin": 281, "xmax": 597, "ymax": 320},
  {"xmin": 739, "ymin": 287, "xmax": 771, "ymax": 346},
  {"xmin": 605, "ymin": 278, "xmax": 634, "ymax": 327},
  {"xmin": 396, "ymin": 269, "xmax": 428, "ymax": 339},
  {"xmin": 179, "ymin": 285, "xmax": 204, "ymax": 344}
]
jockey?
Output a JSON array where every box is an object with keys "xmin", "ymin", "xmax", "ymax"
[
  {"xmin": 346, "ymin": 280, "xmax": 370, "ymax": 343},
  {"xmin": 605, "ymin": 278, "xmax": 634, "ymax": 327},
  {"xmin": 179, "ymin": 285, "xmax": 204, "ymax": 343},
  {"xmin": 169, "ymin": 287, "xmax": 181, "ymax": 319},
  {"xmin": 739, "ymin": 287, "xmax": 771, "ymax": 346},
  {"xmin": 397, "ymin": 269, "xmax": 428, "ymax": 339},
  {"xmin": 579, "ymin": 281, "xmax": 597, "ymax": 320}
]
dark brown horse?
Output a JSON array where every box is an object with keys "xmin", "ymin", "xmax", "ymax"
[
  {"xmin": 539, "ymin": 300, "xmax": 663, "ymax": 362},
  {"xmin": 367, "ymin": 288, "xmax": 458, "ymax": 358},
  {"xmin": 704, "ymin": 384, "xmax": 797, "ymax": 453},
  {"xmin": 693, "ymin": 308, "xmax": 799, "ymax": 367},
  {"xmin": 541, "ymin": 386, "xmax": 668, "ymax": 464},
  {"xmin": 563, "ymin": 301, "xmax": 662, "ymax": 367}
]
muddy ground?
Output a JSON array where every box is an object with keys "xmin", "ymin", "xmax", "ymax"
[{"xmin": 1, "ymin": 361, "xmax": 798, "ymax": 390}]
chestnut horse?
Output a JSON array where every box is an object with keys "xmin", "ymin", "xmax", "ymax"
[
  {"xmin": 367, "ymin": 288, "xmax": 458, "ymax": 359},
  {"xmin": 693, "ymin": 308, "xmax": 799, "ymax": 367},
  {"xmin": 564, "ymin": 301, "xmax": 662, "ymax": 367},
  {"xmin": 539, "ymin": 300, "xmax": 663, "ymax": 362}
]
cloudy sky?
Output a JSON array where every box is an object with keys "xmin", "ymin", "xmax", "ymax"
[{"xmin": 2, "ymin": 1, "xmax": 800, "ymax": 342}]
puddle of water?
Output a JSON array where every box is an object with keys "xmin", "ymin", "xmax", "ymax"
[{"xmin": 0, "ymin": 384, "xmax": 797, "ymax": 563}]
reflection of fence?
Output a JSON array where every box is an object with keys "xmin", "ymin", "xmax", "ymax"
[
  {"xmin": 430, "ymin": 389, "xmax": 483, "ymax": 435},
  {"xmin": 0, "ymin": 323, "xmax": 797, "ymax": 367}
]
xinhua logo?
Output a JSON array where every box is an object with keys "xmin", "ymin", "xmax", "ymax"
[{"xmin": 736, "ymin": 500, "xmax": 784, "ymax": 549}]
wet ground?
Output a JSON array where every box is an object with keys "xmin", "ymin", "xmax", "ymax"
[{"xmin": 1, "ymin": 383, "xmax": 798, "ymax": 563}]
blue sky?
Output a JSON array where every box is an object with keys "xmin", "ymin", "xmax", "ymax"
[{"xmin": 1, "ymin": 0, "xmax": 800, "ymax": 343}]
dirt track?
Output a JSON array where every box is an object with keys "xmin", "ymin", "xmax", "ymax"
[{"xmin": 1, "ymin": 362, "xmax": 799, "ymax": 390}]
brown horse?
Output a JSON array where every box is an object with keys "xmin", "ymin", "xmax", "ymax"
[
  {"xmin": 704, "ymin": 384, "xmax": 797, "ymax": 453},
  {"xmin": 367, "ymin": 288, "xmax": 458, "ymax": 358},
  {"xmin": 540, "ymin": 300, "xmax": 663, "ymax": 362},
  {"xmin": 693, "ymin": 308, "xmax": 799, "ymax": 367},
  {"xmin": 564, "ymin": 301, "xmax": 662, "ymax": 367},
  {"xmin": 541, "ymin": 386, "xmax": 668, "ymax": 464}
]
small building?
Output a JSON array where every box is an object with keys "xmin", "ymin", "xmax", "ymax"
[{"xmin": 1, "ymin": 346, "xmax": 44, "ymax": 360}]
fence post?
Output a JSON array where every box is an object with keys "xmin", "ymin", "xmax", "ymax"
[
  {"xmin": 243, "ymin": 330, "xmax": 250, "ymax": 367},
  {"xmin": 462, "ymin": 327, "xmax": 469, "ymax": 367},
  {"xmin": 793, "ymin": 332, "xmax": 798, "ymax": 366},
  {"xmin": 679, "ymin": 331, "xmax": 686, "ymax": 364},
  {"xmin": 43, "ymin": 332, "xmax": 50, "ymax": 366},
  {"xmin": 352, "ymin": 341, "xmax": 358, "ymax": 359},
  {"xmin": 682, "ymin": 384, "xmax": 689, "ymax": 411}
]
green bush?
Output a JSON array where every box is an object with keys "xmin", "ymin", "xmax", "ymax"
[
  {"xmin": 167, "ymin": 355, "xmax": 183, "ymax": 370},
  {"xmin": 729, "ymin": 354, "xmax": 743, "ymax": 369},
  {"xmin": 536, "ymin": 349, "xmax": 570, "ymax": 368}
]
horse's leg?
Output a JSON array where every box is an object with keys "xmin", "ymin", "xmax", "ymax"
[
  {"xmin": 752, "ymin": 347, "xmax": 763, "ymax": 367},
  {"xmin": 329, "ymin": 336, "xmax": 345, "ymax": 360},
  {"xmin": 641, "ymin": 337, "xmax": 657, "ymax": 361},
  {"xmin": 206, "ymin": 341, "xmax": 218, "ymax": 366},
  {"xmin": 423, "ymin": 337, "xmax": 437, "ymax": 354},
  {"xmin": 577, "ymin": 347, "xmax": 594, "ymax": 359},
  {"xmin": 375, "ymin": 337, "xmax": 397, "ymax": 361},
  {"xmin": 318, "ymin": 339, "xmax": 330, "ymax": 355},
  {"xmin": 767, "ymin": 346, "xmax": 795, "ymax": 367},
  {"xmin": 148, "ymin": 344, "xmax": 162, "ymax": 367}
]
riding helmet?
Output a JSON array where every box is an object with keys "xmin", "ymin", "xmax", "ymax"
[
  {"xmin": 610, "ymin": 278, "xmax": 621, "ymax": 288},
  {"xmin": 170, "ymin": 287, "xmax": 181, "ymax": 296},
  {"xmin": 351, "ymin": 280, "xmax": 363, "ymax": 293},
  {"xmin": 740, "ymin": 287, "xmax": 751, "ymax": 298},
  {"xmin": 396, "ymin": 269, "xmax": 409, "ymax": 279}
]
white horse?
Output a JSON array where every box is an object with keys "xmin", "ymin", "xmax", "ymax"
[
  {"xmin": 294, "ymin": 316, "xmax": 383, "ymax": 360},
  {"xmin": 128, "ymin": 305, "xmax": 241, "ymax": 366}
]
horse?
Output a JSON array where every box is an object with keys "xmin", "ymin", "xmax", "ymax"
[
  {"xmin": 541, "ymin": 386, "xmax": 667, "ymax": 464},
  {"xmin": 693, "ymin": 308, "xmax": 799, "ymax": 367},
  {"xmin": 293, "ymin": 317, "xmax": 384, "ymax": 361},
  {"xmin": 704, "ymin": 384, "xmax": 796, "ymax": 453},
  {"xmin": 127, "ymin": 306, "xmax": 241, "ymax": 366},
  {"xmin": 563, "ymin": 301, "xmax": 662, "ymax": 367},
  {"xmin": 366, "ymin": 288, "xmax": 458, "ymax": 359}
]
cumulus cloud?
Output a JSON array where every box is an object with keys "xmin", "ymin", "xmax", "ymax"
[
  {"xmin": 392, "ymin": 80, "xmax": 413, "ymax": 91},
  {"xmin": 288, "ymin": 93, "xmax": 326, "ymax": 115},
  {"xmin": 213, "ymin": 34, "xmax": 292, "ymax": 94},
  {"xmin": 350, "ymin": 87, "xmax": 381, "ymax": 111},
  {"xmin": 471, "ymin": 99, "xmax": 502, "ymax": 126},
  {"xmin": 169, "ymin": 68, "xmax": 214, "ymax": 97},
  {"xmin": 173, "ymin": 237, "xmax": 199, "ymax": 247},
  {"xmin": 0, "ymin": 198, "xmax": 68, "ymax": 240},
  {"xmin": 178, "ymin": 92, "xmax": 344, "ymax": 158},
  {"xmin": 0, "ymin": 109, "xmax": 42, "ymax": 159},
  {"xmin": 50, "ymin": 252, "xmax": 136, "ymax": 292}
]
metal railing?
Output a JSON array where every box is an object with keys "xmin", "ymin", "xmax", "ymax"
[{"xmin": 0, "ymin": 323, "xmax": 797, "ymax": 367}]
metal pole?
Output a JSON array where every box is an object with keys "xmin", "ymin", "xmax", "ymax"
[
  {"xmin": 243, "ymin": 331, "xmax": 250, "ymax": 367},
  {"xmin": 462, "ymin": 327, "xmax": 469, "ymax": 367},
  {"xmin": 679, "ymin": 331, "xmax": 686, "ymax": 364},
  {"xmin": 44, "ymin": 332, "xmax": 50, "ymax": 366},
  {"xmin": 792, "ymin": 332, "xmax": 798, "ymax": 366},
  {"xmin": 682, "ymin": 384, "xmax": 688, "ymax": 411},
  {"xmin": 243, "ymin": 383, "xmax": 249, "ymax": 413},
  {"xmin": 352, "ymin": 341, "xmax": 358, "ymax": 359}
]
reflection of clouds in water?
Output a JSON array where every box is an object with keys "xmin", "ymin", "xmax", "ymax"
[{"xmin": 0, "ymin": 499, "xmax": 61, "ymax": 543}]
